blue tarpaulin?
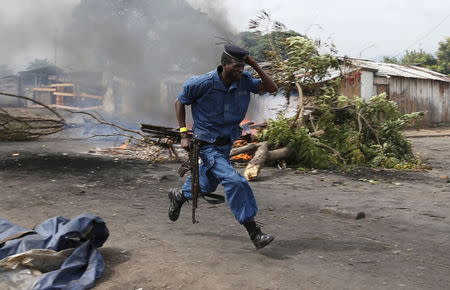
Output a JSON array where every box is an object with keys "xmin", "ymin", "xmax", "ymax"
[{"xmin": 0, "ymin": 213, "xmax": 109, "ymax": 290}]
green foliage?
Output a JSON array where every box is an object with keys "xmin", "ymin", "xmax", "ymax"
[
  {"xmin": 401, "ymin": 49, "xmax": 437, "ymax": 67},
  {"xmin": 258, "ymin": 93, "xmax": 425, "ymax": 169},
  {"xmin": 239, "ymin": 30, "xmax": 304, "ymax": 61},
  {"xmin": 249, "ymin": 10, "xmax": 426, "ymax": 170},
  {"xmin": 268, "ymin": 35, "xmax": 339, "ymax": 98},
  {"xmin": 383, "ymin": 50, "xmax": 437, "ymax": 68},
  {"xmin": 383, "ymin": 56, "xmax": 399, "ymax": 64},
  {"xmin": 435, "ymin": 37, "xmax": 449, "ymax": 74},
  {"xmin": 258, "ymin": 114, "xmax": 333, "ymax": 168},
  {"xmin": 382, "ymin": 38, "xmax": 450, "ymax": 75},
  {"xmin": 248, "ymin": 10, "xmax": 339, "ymax": 98}
]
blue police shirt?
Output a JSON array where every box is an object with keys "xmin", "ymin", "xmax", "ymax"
[{"xmin": 177, "ymin": 66, "xmax": 262, "ymax": 143}]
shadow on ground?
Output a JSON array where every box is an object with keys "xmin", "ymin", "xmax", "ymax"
[
  {"xmin": 186, "ymin": 231, "xmax": 387, "ymax": 260},
  {"xmin": 98, "ymin": 247, "xmax": 131, "ymax": 282}
]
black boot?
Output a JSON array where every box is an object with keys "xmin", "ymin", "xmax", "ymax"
[
  {"xmin": 168, "ymin": 188, "xmax": 187, "ymax": 221},
  {"xmin": 244, "ymin": 220, "xmax": 275, "ymax": 249}
]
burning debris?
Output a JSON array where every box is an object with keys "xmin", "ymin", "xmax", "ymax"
[
  {"xmin": 0, "ymin": 92, "xmax": 187, "ymax": 162},
  {"xmin": 230, "ymin": 140, "xmax": 254, "ymax": 163},
  {"xmin": 88, "ymin": 140, "xmax": 186, "ymax": 162}
]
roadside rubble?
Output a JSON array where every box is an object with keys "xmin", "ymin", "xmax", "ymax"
[{"xmin": 87, "ymin": 141, "xmax": 187, "ymax": 162}]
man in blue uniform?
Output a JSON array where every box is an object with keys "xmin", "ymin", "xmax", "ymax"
[{"xmin": 169, "ymin": 44, "xmax": 278, "ymax": 249}]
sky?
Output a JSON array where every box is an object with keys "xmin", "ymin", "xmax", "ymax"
[
  {"xmin": 194, "ymin": 0, "xmax": 450, "ymax": 60},
  {"xmin": 0, "ymin": 0, "xmax": 449, "ymax": 70}
]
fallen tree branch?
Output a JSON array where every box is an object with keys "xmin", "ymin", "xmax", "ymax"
[
  {"xmin": 358, "ymin": 113, "xmax": 381, "ymax": 145},
  {"xmin": 0, "ymin": 91, "xmax": 64, "ymax": 121},
  {"xmin": 314, "ymin": 141, "xmax": 347, "ymax": 165},
  {"xmin": 290, "ymin": 82, "xmax": 304, "ymax": 128},
  {"xmin": 267, "ymin": 146, "xmax": 294, "ymax": 161},
  {"xmin": 0, "ymin": 92, "xmax": 67, "ymax": 140},
  {"xmin": 243, "ymin": 143, "xmax": 294, "ymax": 181},
  {"xmin": 309, "ymin": 129, "xmax": 324, "ymax": 137},
  {"xmin": 244, "ymin": 142, "xmax": 269, "ymax": 180},
  {"xmin": 230, "ymin": 143, "xmax": 261, "ymax": 156},
  {"xmin": 64, "ymin": 109, "xmax": 146, "ymax": 139}
]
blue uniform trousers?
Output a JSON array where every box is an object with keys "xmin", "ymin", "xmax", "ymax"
[{"xmin": 182, "ymin": 143, "xmax": 258, "ymax": 224}]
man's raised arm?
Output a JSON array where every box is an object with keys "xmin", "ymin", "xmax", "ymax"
[{"xmin": 246, "ymin": 55, "xmax": 278, "ymax": 94}]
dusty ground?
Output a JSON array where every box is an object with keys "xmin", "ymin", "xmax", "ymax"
[{"xmin": 0, "ymin": 134, "xmax": 449, "ymax": 290}]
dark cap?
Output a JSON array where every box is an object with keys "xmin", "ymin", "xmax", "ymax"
[{"xmin": 223, "ymin": 44, "xmax": 249, "ymax": 62}]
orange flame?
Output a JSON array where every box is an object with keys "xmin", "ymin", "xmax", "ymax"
[
  {"xmin": 230, "ymin": 153, "xmax": 253, "ymax": 161},
  {"xmin": 116, "ymin": 142, "xmax": 130, "ymax": 150},
  {"xmin": 233, "ymin": 139, "xmax": 248, "ymax": 148}
]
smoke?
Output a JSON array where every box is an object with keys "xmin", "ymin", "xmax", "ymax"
[
  {"xmin": 0, "ymin": 0, "xmax": 78, "ymax": 68},
  {"xmin": 186, "ymin": 0, "xmax": 237, "ymax": 38},
  {"xmin": 61, "ymin": 0, "xmax": 234, "ymax": 72},
  {"xmin": 0, "ymin": 0, "xmax": 238, "ymax": 125}
]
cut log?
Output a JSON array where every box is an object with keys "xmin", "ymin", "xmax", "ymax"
[
  {"xmin": 243, "ymin": 144, "xmax": 294, "ymax": 181},
  {"xmin": 230, "ymin": 143, "xmax": 261, "ymax": 156},
  {"xmin": 244, "ymin": 142, "xmax": 269, "ymax": 181},
  {"xmin": 267, "ymin": 146, "xmax": 294, "ymax": 161}
]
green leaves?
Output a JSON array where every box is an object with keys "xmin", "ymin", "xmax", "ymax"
[
  {"xmin": 382, "ymin": 38, "xmax": 450, "ymax": 75},
  {"xmin": 258, "ymin": 93, "xmax": 425, "ymax": 170},
  {"xmin": 247, "ymin": 10, "xmax": 426, "ymax": 170}
]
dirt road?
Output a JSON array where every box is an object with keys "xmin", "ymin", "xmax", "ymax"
[{"xmin": 0, "ymin": 136, "xmax": 449, "ymax": 290}]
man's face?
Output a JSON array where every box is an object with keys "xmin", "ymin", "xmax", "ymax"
[{"xmin": 223, "ymin": 60, "xmax": 245, "ymax": 81}]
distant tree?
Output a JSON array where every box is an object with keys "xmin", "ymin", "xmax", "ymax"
[
  {"xmin": 382, "ymin": 56, "xmax": 399, "ymax": 64},
  {"xmin": 400, "ymin": 49, "xmax": 437, "ymax": 67},
  {"xmin": 26, "ymin": 58, "xmax": 52, "ymax": 70},
  {"xmin": 239, "ymin": 31, "xmax": 265, "ymax": 59},
  {"xmin": 382, "ymin": 49, "xmax": 441, "ymax": 72},
  {"xmin": 238, "ymin": 30, "xmax": 304, "ymax": 61},
  {"xmin": 0, "ymin": 64, "xmax": 14, "ymax": 77},
  {"xmin": 435, "ymin": 37, "xmax": 449, "ymax": 75}
]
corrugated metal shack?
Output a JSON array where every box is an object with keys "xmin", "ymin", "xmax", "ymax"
[
  {"xmin": 0, "ymin": 66, "xmax": 65, "ymax": 107},
  {"xmin": 338, "ymin": 58, "xmax": 450, "ymax": 126},
  {"xmin": 0, "ymin": 66, "xmax": 106, "ymax": 110}
]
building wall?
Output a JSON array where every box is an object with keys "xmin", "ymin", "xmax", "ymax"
[
  {"xmin": 338, "ymin": 70, "xmax": 361, "ymax": 98},
  {"xmin": 386, "ymin": 77, "xmax": 449, "ymax": 125},
  {"xmin": 338, "ymin": 71, "xmax": 449, "ymax": 126},
  {"xmin": 360, "ymin": 70, "xmax": 374, "ymax": 100}
]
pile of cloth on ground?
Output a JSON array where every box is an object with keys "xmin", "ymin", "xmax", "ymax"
[{"xmin": 0, "ymin": 213, "xmax": 109, "ymax": 290}]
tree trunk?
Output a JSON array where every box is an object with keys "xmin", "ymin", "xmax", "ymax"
[
  {"xmin": 267, "ymin": 146, "xmax": 293, "ymax": 161},
  {"xmin": 244, "ymin": 142, "xmax": 269, "ymax": 181},
  {"xmin": 290, "ymin": 82, "xmax": 304, "ymax": 128},
  {"xmin": 243, "ymin": 143, "xmax": 293, "ymax": 181},
  {"xmin": 230, "ymin": 143, "xmax": 260, "ymax": 156}
]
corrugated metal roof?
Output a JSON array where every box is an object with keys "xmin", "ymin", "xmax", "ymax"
[
  {"xmin": 346, "ymin": 58, "xmax": 450, "ymax": 82},
  {"xmin": 256, "ymin": 58, "xmax": 450, "ymax": 83}
]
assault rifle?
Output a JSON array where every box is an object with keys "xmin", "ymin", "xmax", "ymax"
[{"xmin": 140, "ymin": 123, "xmax": 223, "ymax": 224}]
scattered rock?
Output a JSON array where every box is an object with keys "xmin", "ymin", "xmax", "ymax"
[
  {"xmin": 356, "ymin": 212, "xmax": 366, "ymax": 220},
  {"xmin": 320, "ymin": 207, "xmax": 366, "ymax": 220},
  {"xmin": 143, "ymin": 173, "xmax": 178, "ymax": 182}
]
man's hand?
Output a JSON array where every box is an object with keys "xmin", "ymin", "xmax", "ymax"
[
  {"xmin": 180, "ymin": 134, "xmax": 191, "ymax": 151},
  {"xmin": 245, "ymin": 55, "xmax": 278, "ymax": 94},
  {"xmin": 245, "ymin": 55, "xmax": 258, "ymax": 68}
]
